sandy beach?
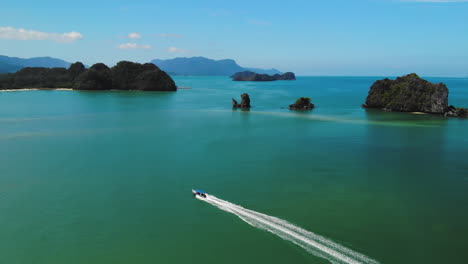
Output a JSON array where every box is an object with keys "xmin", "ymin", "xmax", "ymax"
[{"xmin": 0, "ymin": 88, "xmax": 73, "ymax": 92}]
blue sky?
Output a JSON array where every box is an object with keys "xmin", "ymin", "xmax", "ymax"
[{"xmin": 1, "ymin": 0, "xmax": 467, "ymax": 76}]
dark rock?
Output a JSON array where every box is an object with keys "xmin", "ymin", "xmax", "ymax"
[
  {"xmin": 110, "ymin": 61, "xmax": 176, "ymax": 91},
  {"xmin": 233, "ymin": 93, "xmax": 251, "ymax": 108},
  {"xmin": 364, "ymin": 73, "xmax": 448, "ymax": 114},
  {"xmin": 231, "ymin": 71, "xmax": 275, "ymax": 81},
  {"xmin": 73, "ymin": 63, "xmax": 112, "ymax": 90},
  {"xmin": 11, "ymin": 67, "xmax": 70, "ymax": 89},
  {"xmin": 276, "ymin": 72, "xmax": 296, "ymax": 80},
  {"xmin": 67, "ymin": 62, "xmax": 86, "ymax": 81},
  {"xmin": 445, "ymin": 106, "xmax": 468, "ymax": 118},
  {"xmin": 458, "ymin": 108, "xmax": 468, "ymax": 117},
  {"xmin": 0, "ymin": 73, "xmax": 14, "ymax": 89},
  {"xmin": 446, "ymin": 105, "xmax": 457, "ymax": 112},
  {"xmin": 289, "ymin": 97, "xmax": 315, "ymax": 110},
  {"xmin": 231, "ymin": 71, "xmax": 296, "ymax": 82}
]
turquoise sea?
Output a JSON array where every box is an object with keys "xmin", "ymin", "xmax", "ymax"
[{"xmin": 1, "ymin": 76, "xmax": 467, "ymax": 264}]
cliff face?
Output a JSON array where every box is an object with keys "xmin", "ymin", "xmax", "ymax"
[
  {"xmin": 364, "ymin": 73, "xmax": 448, "ymax": 114},
  {"xmin": 231, "ymin": 71, "xmax": 296, "ymax": 82},
  {"xmin": 0, "ymin": 61, "xmax": 176, "ymax": 91}
]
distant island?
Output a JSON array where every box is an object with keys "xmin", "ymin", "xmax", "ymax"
[
  {"xmin": 0, "ymin": 55, "xmax": 72, "ymax": 74},
  {"xmin": 0, "ymin": 61, "xmax": 176, "ymax": 91},
  {"xmin": 1, "ymin": 55, "xmax": 284, "ymax": 78},
  {"xmin": 151, "ymin": 57, "xmax": 282, "ymax": 76},
  {"xmin": 231, "ymin": 71, "xmax": 296, "ymax": 81},
  {"xmin": 363, "ymin": 73, "xmax": 467, "ymax": 117}
]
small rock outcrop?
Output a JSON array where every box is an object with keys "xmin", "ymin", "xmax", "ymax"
[
  {"xmin": 0, "ymin": 61, "xmax": 177, "ymax": 91},
  {"xmin": 364, "ymin": 73, "xmax": 448, "ymax": 114},
  {"xmin": 444, "ymin": 105, "xmax": 468, "ymax": 118},
  {"xmin": 231, "ymin": 71, "xmax": 296, "ymax": 81},
  {"xmin": 232, "ymin": 93, "xmax": 251, "ymax": 108},
  {"xmin": 289, "ymin": 97, "xmax": 315, "ymax": 110}
]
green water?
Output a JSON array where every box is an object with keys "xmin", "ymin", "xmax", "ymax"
[{"xmin": 0, "ymin": 76, "xmax": 467, "ymax": 264}]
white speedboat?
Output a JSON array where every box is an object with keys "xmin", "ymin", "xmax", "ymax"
[{"xmin": 192, "ymin": 189, "xmax": 207, "ymax": 198}]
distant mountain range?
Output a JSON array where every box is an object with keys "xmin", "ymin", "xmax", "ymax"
[
  {"xmin": 0, "ymin": 55, "xmax": 283, "ymax": 76},
  {"xmin": 151, "ymin": 57, "xmax": 282, "ymax": 76},
  {"xmin": 0, "ymin": 55, "xmax": 72, "ymax": 73}
]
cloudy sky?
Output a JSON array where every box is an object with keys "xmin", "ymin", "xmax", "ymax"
[{"xmin": 1, "ymin": 0, "xmax": 467, "ymax": 76}]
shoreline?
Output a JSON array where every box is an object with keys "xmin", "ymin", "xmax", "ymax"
[{"xmin": 0, "ymin": 88, "xmax": 73, "ymax": 92}]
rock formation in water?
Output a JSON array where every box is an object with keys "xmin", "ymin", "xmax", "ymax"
[
  {"xmin": 444, "ymin": 105, "xmax": 468, "ymax": 118},
  {"xmin": 0, "ymin": 61, "xmax": 176, "ymax": 91},
  {"xmin": 289, "ymin": 97, "xmax": 315, "ymax": 110},
  {"xmin": 232, "ymin": 93, "xmax": 251, "ymax": 108},
  {"xmin": 231, "ymin": 71, "xmax": 296, "ymax": 81},
  {"xmin": 363, "ymin": 73, "xmax": 448, "ymax": 114}
]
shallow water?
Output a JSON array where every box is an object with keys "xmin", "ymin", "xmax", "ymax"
[{"xmin": 0, "ymin": 76, "xmax": 467, "ymax": 264}]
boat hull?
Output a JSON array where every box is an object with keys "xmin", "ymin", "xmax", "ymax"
[{"xmin": 192, "ymin": 189, "xmax": 207, "ymax": 198}]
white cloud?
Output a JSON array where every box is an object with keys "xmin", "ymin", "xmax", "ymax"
[
  {"xmin": 156, "ymin": 33, "xmax": 184, "ymax": 38},
  {"xmin": 118, "ymin": 43, "xmax": 152, "ymax": 50},
  {"xmin": 128, "ymin": 32, "xmax": 141, "ymax": 39},
  {"xmin": 167, "ymin": 46, "xmax": 188, "ymax": 53},
  {"xmin": 0, "ymin": 26, "xmax": 83, "ymax": 43}
]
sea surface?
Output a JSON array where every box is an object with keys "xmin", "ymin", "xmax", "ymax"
[{"xmin": 0, "ymin": 76, "xmax": 467, "ymax": 264}]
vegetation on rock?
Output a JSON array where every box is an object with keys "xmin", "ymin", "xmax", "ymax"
[
  {"xmin": 289, "ymin": 97, "xmax": 315, "ymax": 110},
  {"xmin": 0, "ymin": 61, "xmax": 176, "ymax": 91},
  {"xmin": 364, "ymin": 73, "xmax": 448, "ymax": 113}
]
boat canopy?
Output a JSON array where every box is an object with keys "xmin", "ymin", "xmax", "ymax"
[{"xmin": 195, "ymin": 190, "xmax": 206, "ymax": 194}]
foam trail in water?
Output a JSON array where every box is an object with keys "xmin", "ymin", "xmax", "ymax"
[{"xmin": 198, "ymin": 194, "xmax": 379, "ymax": 264}]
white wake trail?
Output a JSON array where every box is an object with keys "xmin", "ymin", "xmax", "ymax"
[{"xmin": 198, "ymin": 194, "xmax": 379, "ymax": 264}]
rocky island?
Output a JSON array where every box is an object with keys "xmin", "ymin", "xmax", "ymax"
[
  {"xmin": 363, "ymin": 73, "xmax": 467, "ymax": 117},
  {"xmin": 232, "ymin": 93, "xmax": 251, "ymax": 109},
  {"xmin": 231, "ymin": 71, "xmax": 296, "ymax": 81},
  {"xmin": 0, "ymin": 61, "xmax": 176, "ymax": 91},
  {"xmin": 289, "ymin": 97, "xmax": 315, "ymax": 110}
]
